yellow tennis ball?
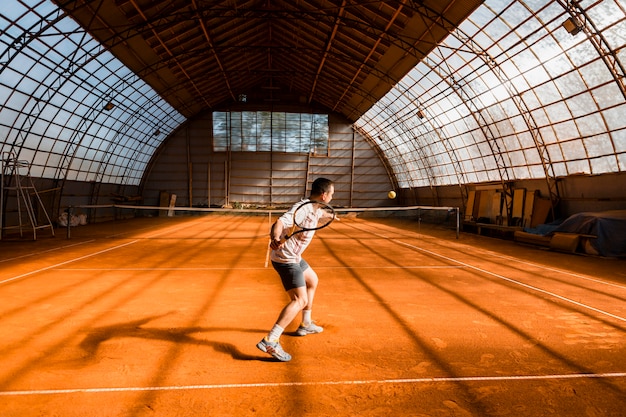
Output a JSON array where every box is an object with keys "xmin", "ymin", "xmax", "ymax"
[{"xmin": 388, "ymin": 190, "xmax": 396, "ymax": 199}]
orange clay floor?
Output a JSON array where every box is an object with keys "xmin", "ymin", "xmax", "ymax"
[{"xmin": 1, "ymin": 214, "xmax": 625, "ymax": 417}]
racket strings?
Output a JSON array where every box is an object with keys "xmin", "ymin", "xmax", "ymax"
[
  {"xmin": 317, "ymin": 206, "xmax": 335, "ymax": 227},
  {"xmin": 293, "ymin": 202, "xmax": 334, "ymax": 230},
  {"xmin": 294, "ymin": 208, "xmax": 317, "ymax": 229}
]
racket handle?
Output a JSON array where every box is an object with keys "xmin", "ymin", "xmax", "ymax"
[{"xmin": 270, "ymin": 237, "xmax": 285, "ymax": 248}]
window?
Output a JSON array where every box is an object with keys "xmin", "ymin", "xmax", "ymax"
[{"xmin": 213, "ymin": 111, "xmax": 328, "ymax": 154}]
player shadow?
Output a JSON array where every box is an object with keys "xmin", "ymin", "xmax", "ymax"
[{"xmin": 75, "ymin": 314, "xmax": 276, "ymax": 364}]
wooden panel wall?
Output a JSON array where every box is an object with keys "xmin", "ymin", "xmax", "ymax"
[{"xmin": 141, "ymin": 112, "xmax": 394, "ymax": 208}]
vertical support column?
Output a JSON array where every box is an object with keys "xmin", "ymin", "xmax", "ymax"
[
  {"xmin": 349, "ymin": 129, "xmax": 356, "ymax": 207},
  {"xmin": 207, "ymin": 162, "xmax": 211, "ymax": 207}
]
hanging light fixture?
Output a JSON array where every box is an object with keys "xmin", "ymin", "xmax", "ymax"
[{"xmin": 562, "ymin": 17, "xmax": 582, "ymax": 35}]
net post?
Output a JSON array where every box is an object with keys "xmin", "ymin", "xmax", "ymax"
[
  {"xmin": 264, "ymin": 210, "xmax": 273, "ymax": 268},
  {"xmin": 418, "ymin": 208, "xmax": 421, "ymax": 232},
  {"xmin": 456, "ymin": 207, "xmax": 460, "ymax": 239}
]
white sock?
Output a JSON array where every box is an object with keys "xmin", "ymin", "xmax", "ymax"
[
  {"xmin": 302, "ymin": 309, "xmax": 312, "ymax": 325},
  {"xmin": 267, "ymin": 324, "xmax": 284, "ymax": 342}
]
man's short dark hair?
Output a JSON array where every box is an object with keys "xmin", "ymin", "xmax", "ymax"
[{"xmin": 311, "ymin": 178, "xmax": 333, "ymax": 196}]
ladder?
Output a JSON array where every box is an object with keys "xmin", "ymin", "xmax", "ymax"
[{"xmin": 1, "ymin": 152, "xmax": 55, "ymax": 240}]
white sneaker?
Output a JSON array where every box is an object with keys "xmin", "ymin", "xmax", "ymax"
[
  {"xmin": 296, "ymin": 321, "xmax": 323, "ymax": 336},
  {"xmin": 256, "ymin": 337, "xmax": 292, "ymax": 361}
]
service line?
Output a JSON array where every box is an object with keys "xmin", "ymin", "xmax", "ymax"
[
  {"xmin": 53, "ymin": 265, "xmax": 465, "ymax": 271},
  {"xmin": 0, "ymin": 240, "xmax": 139, "ymax": 286},
  {"xmin": 0, "ymin": 240, "xmax": 95, "ymax": 263}
]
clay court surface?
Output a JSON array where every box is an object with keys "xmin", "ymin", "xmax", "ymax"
[{"xmin": 1, "ymin": 213, "xmax": 625, "ymax": 416}]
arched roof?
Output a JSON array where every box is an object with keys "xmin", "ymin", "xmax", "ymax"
[
  {"xmin": 1, "ymin": 0, "xmax": 625, "ymax": 190},
  {"xmin": 356, "ymin": 0, "xmax": 626, "ymax": 192},
  {"xmin": 57, "ymin": 0, "xmax": 481, "ymax": 120}
]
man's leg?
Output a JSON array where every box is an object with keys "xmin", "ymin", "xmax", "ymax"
[
  {"xmin": 296, "ymin": 267, "xmax": 323, "ymax": 336},
  {"xmin": 303, "ymin": 267, "xmax": 319, "ymax": 311},
  {"xmin": 276, "ymin": 286, "xmax": 308, "ymax": 328},
  {"xmin": 256, "ymin": 286, "xmax": 307, "ymax": 361}
]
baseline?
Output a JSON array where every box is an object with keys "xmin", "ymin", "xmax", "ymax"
[{"xmin": 2, "ymin": 372, "xmax": 625, "ymax": 396}]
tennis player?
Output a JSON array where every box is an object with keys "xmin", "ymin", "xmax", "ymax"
[{"xmin": 256, "ymin": 177, "xmax": 335, "ymax": 361}]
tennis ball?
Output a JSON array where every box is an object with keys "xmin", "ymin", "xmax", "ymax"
[{"xmin": 388, "ymin": 190, "xmax": 396, "ymax": 199}]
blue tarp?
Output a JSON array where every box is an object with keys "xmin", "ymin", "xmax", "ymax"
[{"xmin": 525, "ymin": 210, "xmax": 626, "ymax": 258}]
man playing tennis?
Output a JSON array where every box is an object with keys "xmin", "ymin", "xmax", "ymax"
[{"xmin": 256, "ymin": 177, "xmax": 335, "ymax": 361}]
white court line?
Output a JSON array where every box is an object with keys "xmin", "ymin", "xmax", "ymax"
[
  {"xmin": 53, "ymin": 265, "xmax": 466, "ymax": 271},
  {"xmin": 1, "ymin": 372, "xmax": 625, "ymax": 396},
  {"xmin": 477, "ymin": 251, "xmax": 626, "ymax": 291},
  {"xmin": 391, "ymin": 238, "xmax": 626, "ymax": 323},
  {"xmin": 0, "ymin": 240, "xmax": 139, "ymax": 285},
  {"xmin": 0, "ymin": 217, "xmax": 212, "ymax": 285},
  {"xmin": 315, "ymin": 265, "xmax": 466, "ymax": 270},
  {"xmin": 54, "ymin": 267, "xmax": 275, "ymax": 271},
  {"xmin": 344, "ymin": 224, "xmax": 626, "ymax": 323},
  {"xmin": 264, "ymin": 239, "xmax": 271, "ymax": 268},
  {"xmin": 0, "ymin": 240, "xmax": 95, "ymax": 263},
  {"xmin": 342, "ymin": 222, "xmax": 626, "ymax": 290}
]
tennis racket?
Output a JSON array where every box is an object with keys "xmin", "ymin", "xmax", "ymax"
[{"xmin": 282, "ymin": 200, "xmax": 335, "ymax": 242}]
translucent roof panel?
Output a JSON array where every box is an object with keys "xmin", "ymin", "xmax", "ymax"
[
  {"xmin": 355, "ymin": 0, "xmax": 626, "ymax": 188},
  {"xmin": 3, "ymin": 0, "xmax": 626, "ymax": 192},
  {"xmin": 0, "ymin": 0, "xmax": 185, "ymax": 185}
]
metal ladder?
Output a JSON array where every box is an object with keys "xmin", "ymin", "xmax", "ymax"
[{"xmin": 1, "ymin": 152, "xmax": 55, "ymax": 240}]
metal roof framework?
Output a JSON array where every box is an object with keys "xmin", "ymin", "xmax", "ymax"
[
  {"xmin": 55, "ymin": 0, "xmax": 481, "ymax": 120},
  {"xmin": 356, "ymin": 0, "xmax": 626, "ymax": 192},
  {"xmin": 1, "ymin": 0, "xmax": 625, "ymax": 201}
]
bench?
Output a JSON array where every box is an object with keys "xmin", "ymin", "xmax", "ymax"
[
  {"xmin": 464, "ymin": 222, "xmax": 522, "ymax": 239},
  {"xmin": 549, "ymin": 232, "xmax": 597, "ymax": 253}
]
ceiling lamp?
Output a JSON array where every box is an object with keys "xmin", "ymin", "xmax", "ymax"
[{"xmin": 562, "ymin": 17, "xmax": 582, "ymax": 35}]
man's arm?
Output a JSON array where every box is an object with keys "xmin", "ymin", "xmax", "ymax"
[{"xmin": 269, "ymin": 219, "xmax": 285, "ymax": 250}]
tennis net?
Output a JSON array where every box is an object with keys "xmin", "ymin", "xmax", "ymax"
[
  {"xmin": 68, "ymin": 203, "xmax": 460, "ymax": 239},
  {"xmin": 334, "ymin": 206, "xmax": 459, "ymax": 238}
]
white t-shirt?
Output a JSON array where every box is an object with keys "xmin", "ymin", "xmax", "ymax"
[{"xmin": 270, "ymin": 199, "xmax": 322, "ymax": 264}]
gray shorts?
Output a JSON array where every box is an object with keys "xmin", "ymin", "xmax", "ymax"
[{"xmin": 272, "ymin": 259, "xmax": 310, "ymax": 291}]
